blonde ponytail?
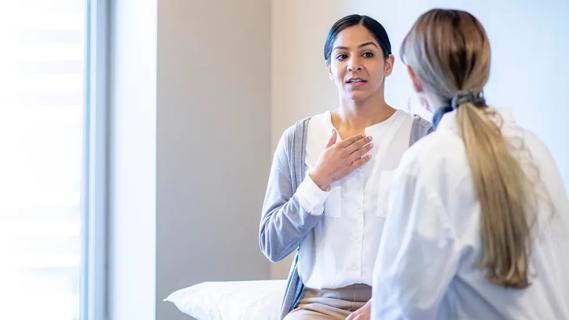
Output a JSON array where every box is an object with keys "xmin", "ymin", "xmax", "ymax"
[{"xmin": 459, "ymin": 103, "xmax": 535, "ymax": 288}]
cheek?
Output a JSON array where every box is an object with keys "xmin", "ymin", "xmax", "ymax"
[
  {"xmin": 332, "ymin": 63, "xmax": 343, "ymax": 74},
  {"xmin": 364, "ymin": 60, "xmax": 379, "ymax": 71},
  {"xmin": 368, "ymin": 67, "xmax": 382, "ymax": 81},
  {"xmin": 331, "ymin": 66, "xmax": 345, "ymax": 81}
]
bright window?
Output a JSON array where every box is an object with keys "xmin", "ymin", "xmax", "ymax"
[{"xmin": 0, "ymin": 1, "xmax": 86, "ymax": 319}]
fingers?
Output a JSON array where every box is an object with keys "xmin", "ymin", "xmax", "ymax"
[
  {"xmin": 326, "ymin": 130, "xmax": 338, "ymax": 147},
  {"xmin": 348, "ymin": 142, "xmax": 373, "ymax": 162},
  {"xmin": 337, "ymin": 133, "xmax": 366, "ymax": 148},
  {"xmin": 342, "ymin": 135, "xmax": 373, "ymax": 160},
  {"xmin": 346, "ymin": 135, "xmax": 372, "ymax": 154},
  {"xmin": 349, "ymin": 154, "xmax": 372, "ymax": 170}
]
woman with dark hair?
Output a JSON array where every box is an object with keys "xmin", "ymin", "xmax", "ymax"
[
  {"xmin": 259, "ymin": 14, "xmax": 431, "ymax": 319},
  {"xmin": 372, "ymin": 9, "xmax": 569, "ymax": 319}
]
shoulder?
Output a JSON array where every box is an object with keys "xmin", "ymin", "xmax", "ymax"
[
  {"xmin": 503, "ymin": 119, "xmax": 560, "ymax": 185},
  {"xmin": 389, "ymin": 109, "xmax": 414, "ymax": 124},
  {"xmin": 391, "ymin": 109, "xmax": 431, "ymax": 128},
  {"xmin": 390, "ymin": 110, "xmax": 433, "ymax": 144},
  {"xmin": 280, "ymin": 111, "xmax": 331, "ymax": 142},
  {"xmin": 497, "ymin": 108, "xmax": 557, "ymax": 168},
  {"xmin": 280, "ymin": 116, "xmax": 311, "ymax": 140},
  {"xmin": 410, "ymin": 114, "xmax": 433, "ymax": 145},
  {"xmin": 399, "ymin": 128, "xmax": 468, "ymax": 181},
  {"xmin": 411, "ymin": 114, "xmax": 433, "ymax": 133},
  {"xmin": 278, "ymin": 112, "xmax": 331, "ymax": 156}
]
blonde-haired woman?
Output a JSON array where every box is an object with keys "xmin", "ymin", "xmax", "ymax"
[{"xmin": 371, "ymin": 8, "xmax": 569, "ymax": 319}]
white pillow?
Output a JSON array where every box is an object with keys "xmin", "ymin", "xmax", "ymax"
[{"xmin": 165, "ymin": 280, "xmax": 287, "ymax": 320}]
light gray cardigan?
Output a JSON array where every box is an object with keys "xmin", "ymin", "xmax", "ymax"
[{"xmin": 259, "ymin": 115, "xmax": 432, "ymax": 319}]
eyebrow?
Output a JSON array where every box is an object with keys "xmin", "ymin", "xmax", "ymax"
[{"xmin": 333, "ymin": 42, "xmax": 379, "ymax": 51}]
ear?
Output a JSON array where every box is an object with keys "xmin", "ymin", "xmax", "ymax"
[
  {"xmin": 383, "ymin": 54, "xmax": 395, "ymax": 76},
  {"xmin": 406, "ymin": 66, "xmax": 423, "ymax": 93},
  {"xmin": 326, "ymin": 63, "xmax": 333, "ymax": 80}
]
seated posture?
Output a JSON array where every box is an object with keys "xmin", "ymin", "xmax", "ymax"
[
  {"xmin": 259, "ymin": 14, "xmax": 431, "ymax": 320},
  {"xmin": 372, "ymin": 8, "xmax": 569, "ymax": 320}
]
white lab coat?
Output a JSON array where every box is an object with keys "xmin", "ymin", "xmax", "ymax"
[{"xmin": 372, "ymin": 109, "xmax": 569, "ymax": 320}]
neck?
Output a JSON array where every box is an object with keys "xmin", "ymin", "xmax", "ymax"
[{"xmin": 334, "ymin": 91, "xmax": 394, "ymax": 131}]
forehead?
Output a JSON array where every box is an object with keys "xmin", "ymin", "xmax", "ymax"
[{"xmin": 333, "ymin": 24, "xmax": 378, "ymax": 49}]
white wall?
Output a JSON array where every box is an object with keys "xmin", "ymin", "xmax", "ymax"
[
  {"xmin": 108, "ymin": 0, "xmax": 157, "ymax": 320},
  {"xmin": 156, "ymin": 1, "xmax": 272, "ymax": 320},
  {"xmin": 109, "ymin": 1, "xmax": 272, "ymax": 319},
  {"xmin": 270, "ymin": 0, "xmax": 569, "ymax": 278}
]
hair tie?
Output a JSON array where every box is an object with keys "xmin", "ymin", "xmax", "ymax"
[
  {"xmin": 432, "ymin": 91, "xmax": 487, "ymax": 130},
  {"xmin": 451, "ymin": 91, "xmax": 486, "ymax": 109}
]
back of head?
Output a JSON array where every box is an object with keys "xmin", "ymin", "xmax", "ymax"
[
  {"xmin": 401, "ymin": 9, "xmax": 490, "ymax": 98},
  {"xmin": 402, "ymin": 9, "xmax": 536, "ymax": 289}
]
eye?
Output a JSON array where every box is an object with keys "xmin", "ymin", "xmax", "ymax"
[
  {"xmin": 362, "ymin": 51, "xmax": 375, "ymax": 58},
  {"xmin": 335, "ymin": 54, "xmax": 348, "ymax": 61}
]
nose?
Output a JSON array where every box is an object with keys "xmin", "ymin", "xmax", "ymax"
[{"xmin": 347, "ymin": 57, "xmax": 363, "ymax": 72}]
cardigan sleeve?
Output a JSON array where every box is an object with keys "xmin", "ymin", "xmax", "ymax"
[{"xmin": 259, "ymin": 125, "xmax": 324, "ymax": 262}]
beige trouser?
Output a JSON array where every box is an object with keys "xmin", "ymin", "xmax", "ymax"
[{"xmin": 283, "ymin": 284, "xmax": 371, "ymax": 320}]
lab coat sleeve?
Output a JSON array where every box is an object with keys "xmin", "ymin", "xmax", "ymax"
[{"xmin": 372, "ymin": 169, "xmax": 459, "ymax": 320}]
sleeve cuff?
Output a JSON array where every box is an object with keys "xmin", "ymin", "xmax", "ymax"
[{"xmin": 296, "ymin": 174, "xmax": 330, "ymax": 215}]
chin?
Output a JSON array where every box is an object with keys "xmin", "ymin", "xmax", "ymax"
[{"xmin": 347, "ymin": 92, "xmax": 370, "ymax": 102}]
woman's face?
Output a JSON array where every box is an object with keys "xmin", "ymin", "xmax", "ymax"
[{"xmin": 328, "ymin": 24, "xmax": 393, "ymax": 103}]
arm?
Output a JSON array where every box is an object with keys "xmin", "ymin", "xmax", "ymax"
[
  {"xmin": 258, "ymin": 127, "xmax": 325, "ymax": 262},
  {"xmin": 372, "ymin": 170, "xmax": 459, "ymax": 320}
]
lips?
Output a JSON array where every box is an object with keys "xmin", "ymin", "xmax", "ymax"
[
  {"xmin": 345, "ymin": 77, "xmax": 367, "ymax": 84},
  {"xmin": 345, "ymin": 77, "xmax": 368, "ymax": 89}
]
